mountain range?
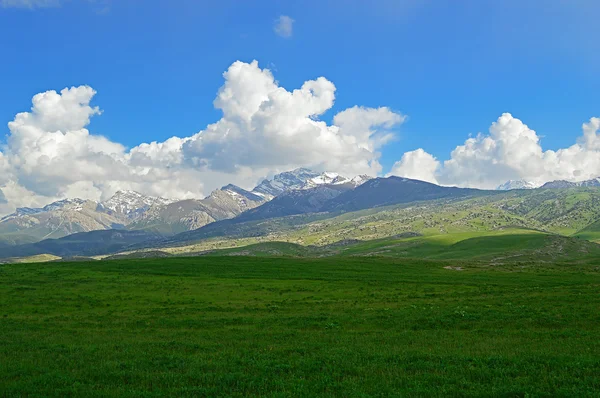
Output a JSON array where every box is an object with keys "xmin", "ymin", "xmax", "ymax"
[
  {"xmin": 4, "ymin": 169, "xmax": 600, "ymax": 261},
  {"xmin": 0, "ymin": 169, "xmax": 370, "ymax": 246},
  {"xmin": 496, "ymin": 176, "xmax": 600, "ymax": 190},
  {"xmin": 540, "ymin": 177, "xmax": 600, "ymax": 189}
]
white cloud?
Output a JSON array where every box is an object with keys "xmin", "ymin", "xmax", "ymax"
[
  {"xmin": 274, "ymin": 15, "xmax": 294, "ymax": 38},
  {"xmin": 389, "ymin": 113, "xmax": 600, "ymax": 189},
  {"xmin": 388, "ymin": 149, "xmax": 440, "ymax": 184},
  {"xmin": 180, "ymin": 61, "xmax": 402, "ymax": 176},
  {"xmin": 1, "ymin": 0, "xmax": 60, "ymax": 8},
  {"xmin": 0, "ymin": 60, "xmax": 404, "ymax": 215}
]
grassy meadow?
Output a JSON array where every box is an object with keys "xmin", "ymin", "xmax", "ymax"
[{"xmin": 1, "ymin": 254, "xmax": 599, "ymax": 397}]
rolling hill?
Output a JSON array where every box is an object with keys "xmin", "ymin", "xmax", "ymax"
[{"xmin": 0, "ymin": 230, "xmax": 164, "ymax": 258}]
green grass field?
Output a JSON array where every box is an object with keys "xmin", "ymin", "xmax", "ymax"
[{"xmin": 1, "ymin": 256, "xmax": 599, "ymax": 397}]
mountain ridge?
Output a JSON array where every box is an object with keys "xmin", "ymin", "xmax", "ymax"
[
  {"xmin": 6, "ymin": 178, "xmax": 600, "ymax": 259},
  {"xmin": 0, "ymin": 168, "xmax": 369, "ymax": 245}
]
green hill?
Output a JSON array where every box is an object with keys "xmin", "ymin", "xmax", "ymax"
[
  {"xmin": 196, "ymin": 228, "xmax": 600, "ymax": 267},
  {"xmin": 574, "ymin": 219, "xmax": 600, "ymax": 242}
]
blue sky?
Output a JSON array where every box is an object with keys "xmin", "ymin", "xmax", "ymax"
[{"xmin": 1, "ymin": 0, "xmax": 600, "ymax": 210}]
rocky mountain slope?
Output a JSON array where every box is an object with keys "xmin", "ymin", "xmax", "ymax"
[
  {"xmin": 542, "ymin": 177, "xmax": 600, "ymax": 189},
  {"xmin": 0, "ymin": 199, "xmax": 125, "ymax": 245},
  {"xmin": 497, "ymin": 177, "xmax": 600, "ymax": 190},
  {"xmin": 100, "ymin": 190, "xmax": 174, "ymax": 219},
  {"xmin": 0, "ymin": 190, "xmax": 175, "ymax": 245},
  {"xmin": 252, "ymin": 168, "xmax": 321, "ymax": 197},
  {"xmin": 127, "ymin": 184, "xmax": 267, "ymax": 235},
  {"xmin": 251, "ymin": 168, "xmax": 370, "ymax": 197}
]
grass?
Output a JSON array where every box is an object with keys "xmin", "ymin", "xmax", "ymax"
[
  {"xmin": 208, "ymin": 228, "xmax": 600, "ymax": 266},
  {"xmin": 344, "ymin": 232, "xmax": 600, "ymax": 262},
  {"xmin": 0, "ymin": 253, "xmax": 61, "ymax": 264},
  {"xmin": 574, "ymin": 219, "xmax": 600, "ymax": 242},
  {"xmin": 1, "ymin": 256, "xmax": 599, "ymax": 396}
]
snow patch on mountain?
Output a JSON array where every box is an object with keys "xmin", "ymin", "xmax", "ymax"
[
  {"xmin": 542, "ymin": 177, "xmax": 600, "ymax": 189},
  {"xmin": 496, "ymin": 180, "xmax": 541, "ymax": 190},
  {"xmin": 1, "ymin": 198, "xmax": 90, "ymax": 222},
  {"xmin": 252, "ymin": 168, "xmax": 321, "ymax": 197},
  {"xmin": 252, "ymin": 168, "xmax": 373, "ymax": 197},
  {"xmin": 349, "ymin": 174, "xmax": 373, "ymax": 187},
  {"xmin": 213, "ymin": 184, "xmax": 266, "ymax": 208},
  {"xmin": 101, "ymin": 190, "xmax": 174, "ymax": 218}
]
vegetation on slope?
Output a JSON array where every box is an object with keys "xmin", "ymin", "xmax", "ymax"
[
  {"xmin": 5, "ymin": 187, "xmax": 600, "ymax": 261},
  {"xmin": 201, "ymin": 228, "xmax": 600, "ymax": 267}
]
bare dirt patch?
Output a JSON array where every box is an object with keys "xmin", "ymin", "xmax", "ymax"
[{"xmin": 443, "ymin": 266, "xmax": 464, "ymax": 271}]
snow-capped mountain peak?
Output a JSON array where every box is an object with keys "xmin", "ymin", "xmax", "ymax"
[
  {"xmin": 0, "ymin": 207, "xmax": 43, "ymax": 221},
  {"xmin": 349, "ymin": 174, "xmax": 373, "ymax": 186},
  {"xmin": 302, "ymin": 172, "xmax": 347, "ymax": 189},
  {"xmin": 252, "ymin": 168, "xmax": 322, "ymax": 197},
  {"xmin": 216, "ymin": 184, "xmax": 265, "ymax": 203},
  {"xmin": 42, "ymin": 198, "xmax": 88, "ymax": 212},
  {"xmin": 101, "ymin": 190, "xmax": 174, "ymax": 218},
  {"xmin": 496, "ymin": 180, "xmax": 540, "ymax": 190},
  {"xmin": 252, "ymin": 168, "xmax": 373, "ymax": 197},
  {"xmin": 1, "ymin": 198, "xmax": 91, "ymax": 222}
]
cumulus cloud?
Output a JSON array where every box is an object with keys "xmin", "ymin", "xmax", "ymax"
[
  {"xmin": 1, "ymin": 0, "xmax": 60, "ymax": 8},
  {"xmin": 388, "ymin": 149, "xmax": 440, "ymax": 184},
  {"xmin": 0, "ymin": 60, "xmax": 404, "ymax": 215},
  {"xmin": 389, "ymin": 113, "xmax": 600, "ymax": 189},
  {"xmin": 274, "ymin": 15, "xmax": 294, "ymax": 38},
  {"xmin": 181, "ymin": 62, "xmax": 401, "ymax": 176}
]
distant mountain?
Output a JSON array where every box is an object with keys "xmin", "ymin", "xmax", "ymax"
[
  {"xmin": 0, "ymin": 198, "xmax": 124, "ymax": 245},
  {"xmin": 0, "ymin": 168, "xmax": 372, "ymax": 247},
  {"xmin": 204, "ymin": 185, "xmax": 267, "ymax": 218},
  {"xmin": 251, "ymin": 168, "xmax": 371, "ymax": 196},
  {"xmin": 542, "ymin": 180, "xmax": 578, "ymax": 189},
  {"xmin": 100, "ymin": 190, "xmax": 174, "ymax": 219},
  {"xmin": 168, "ymin": 176, "xmax": 487, "ymax": 247},
  {"xmin": 170, "ymin": 184, "xmax": 353, "ymax": 245},
  {"xmin": 252, "ymin": 168, "xmax": 322, "ymax": 197},
  {"xmin": 0, "ymin": 191, "xmax": 173, "ymax": 245},
  {"xmin": 0, "ymin": 185, "xmax": 266, "ymax": 244},
  {"xmin": 542, "ymin": 177, "xmax": 600, "ymax": 189},
  {"xmin": 229, "ymin": 184, "xmax": 352, "ymax": 223},
  {"xmin": 0, "ymin": 229, "xmax": 163, "ymax": 258},
  {"xmin": 321, "ymin": 176, "xmax": 486, "ymax": 213},
  {"xmin": 1, "ymin": 198, "xmax": 89, "ymax": 220},
  {"xmin": 128, "ymin": 184, "xmax": 266, "ymax": 234},
  {"xmin": 349, "ymin": 174, "xmax": 373, "ymax": 186},
  {"xmin": 497, "ymin": 180, "xmax": 540, "ymax": 190},
  {"xmin": 9, "ymin": 174, "xmax": 600, "ymax": 260},
  {"xmin": 300, "ymin": 172, "xmax": 372, "ymax": 189}
]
